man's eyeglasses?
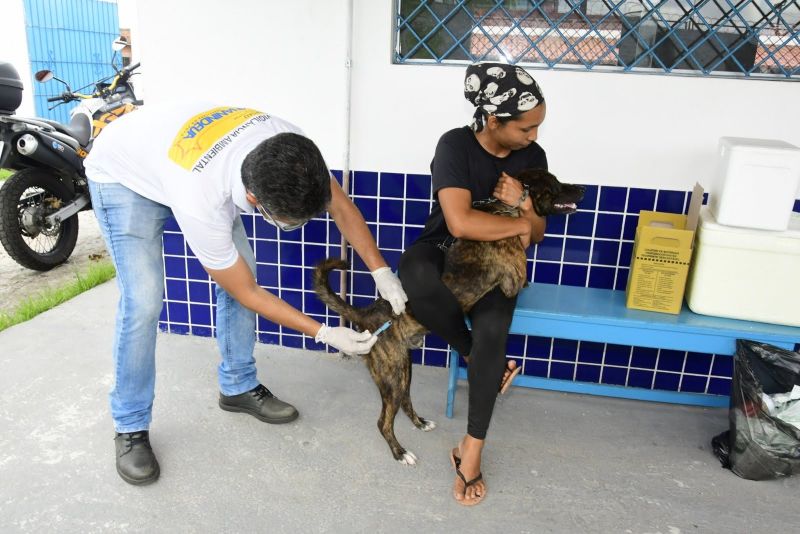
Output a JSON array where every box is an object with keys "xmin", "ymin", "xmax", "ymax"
[{"xmin": 256, "ymin": 202, "xmax": 307, "ymax": 232}]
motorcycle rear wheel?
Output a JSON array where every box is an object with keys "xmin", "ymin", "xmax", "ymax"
[{"xmin": 0, "ymin": 168, "xmax": 80, "ymax": 271}]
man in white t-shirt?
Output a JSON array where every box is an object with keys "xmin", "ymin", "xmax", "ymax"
[{"xmin": 85, "ymin": 102, "xmax": 407, "ymax": 485}]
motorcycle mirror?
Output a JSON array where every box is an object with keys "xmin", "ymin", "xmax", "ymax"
[
  {"xmin": 112, "ymin": 36, "xmax": 128, "ymax": 52},
  {"xmin": 35, "ymin": 70, "xmax": 54, "ymax": 83}
]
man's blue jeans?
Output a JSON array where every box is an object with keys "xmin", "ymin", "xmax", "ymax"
[{"xmin": 89, "ymin": 180, "xmax": 260, "ymax": 433}]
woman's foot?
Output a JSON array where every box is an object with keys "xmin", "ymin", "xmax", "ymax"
[
  {"xmin": 462, "ymin": 355, "xmax": 520, "ymax": 394},
  {"xmin": 499, "ymin": 359, "xmax": 521, "ymax": 395},
  {"xmin": 451, "ymin": 436, "xmax": 487, "ymax": 506}
]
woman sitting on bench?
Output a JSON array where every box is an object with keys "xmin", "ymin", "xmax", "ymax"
[{"xmin": 398, "ymin": 63, "xmax": 548, "ymax": 506}]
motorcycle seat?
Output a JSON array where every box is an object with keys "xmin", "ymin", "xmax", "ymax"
[{"xmin": 40, "ymin": 116, "xmax": 91, "ymax": 147}]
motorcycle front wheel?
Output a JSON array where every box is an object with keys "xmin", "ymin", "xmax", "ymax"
[{"xmin": 0, "ymin": 168, "xmax": 80, "ymax": 271}]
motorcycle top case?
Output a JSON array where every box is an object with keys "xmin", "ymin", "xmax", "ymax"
[{"xmin": 0, "ymin": 62, "xmax": 23, "ymax": 114}]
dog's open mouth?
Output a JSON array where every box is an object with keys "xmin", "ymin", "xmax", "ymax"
[
  {"xmin": 553, "ymin": 202, "xmax": 578, "ymax": 214},
  {"xmin": 552, "ymin": 184, "xmax": 585, "ymax": 215}
]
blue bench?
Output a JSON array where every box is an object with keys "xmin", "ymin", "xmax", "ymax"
[{"xmin": 446, "ymin": 283, "xmax": 800, "ymax": 418}]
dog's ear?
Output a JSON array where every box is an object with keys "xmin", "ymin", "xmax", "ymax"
[
  {"xmin": 517, "ymin": 168, "xmax": 564, "ymax": 196},
  {"xmin": 516, "ymin": 168, "xmax": 550, "ymax": 188}
]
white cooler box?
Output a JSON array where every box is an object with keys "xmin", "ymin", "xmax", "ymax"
[
  {"xmin": 709, "ymin": 137, "xmax": 800, "ymax": 231},
  {"xmin": 686, "ymin": 207, "xmax": 800, "ymax": 326}
]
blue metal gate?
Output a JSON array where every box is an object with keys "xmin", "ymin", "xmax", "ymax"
[{"xmin": 23, "ymin": 0, "xmax": 120, "ymax": 122}]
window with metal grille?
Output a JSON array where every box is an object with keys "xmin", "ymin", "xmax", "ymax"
[{"xmin": 395, "ymin": 1, "xmax": 800, "ymax": 79}]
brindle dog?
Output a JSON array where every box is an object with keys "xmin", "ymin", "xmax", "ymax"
[{"xmin": 313, "ymin": 169, "xmax": 585, "ymax": 464}]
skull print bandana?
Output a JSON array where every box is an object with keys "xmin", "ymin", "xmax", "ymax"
[{"xmin": 463, "ymin": 62, "xmax": 545, "ymax": 132}]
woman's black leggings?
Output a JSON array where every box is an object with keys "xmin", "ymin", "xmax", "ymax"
[{"xmin": 399, "ymin": 241, "xmax": 517, "ymax": 440}]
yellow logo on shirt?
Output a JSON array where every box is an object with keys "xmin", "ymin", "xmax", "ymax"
[{"xmin": 168, "ymin": 107, "xmax": 268, "ymax": 171}]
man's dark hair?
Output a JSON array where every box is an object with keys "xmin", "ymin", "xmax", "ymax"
[{"xmin": 241, "ymin": 132, "xmax": 332, "ymax": 221}]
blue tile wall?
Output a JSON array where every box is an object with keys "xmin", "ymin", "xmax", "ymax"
[{"xmin": 159, "ymin": 171, "xmax": 800, "ymax": 399}]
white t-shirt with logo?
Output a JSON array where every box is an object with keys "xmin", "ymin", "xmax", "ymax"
[{"xmin": 85, "ymin": 101, "xmax": 303, "ymax": 269}]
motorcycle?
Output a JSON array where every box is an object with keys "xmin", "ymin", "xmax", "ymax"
[{"xmin": 0, "ymin": 37, "xmax": 141, "ymax": 271}]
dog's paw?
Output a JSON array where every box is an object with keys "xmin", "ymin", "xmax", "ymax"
[
  {"xmin": 417, "ymin": 418, "xmax": 436, "ymax": 431},
  {"xmin": 398, "ymin": 450, "xmax": 418, "ymax": 466}
]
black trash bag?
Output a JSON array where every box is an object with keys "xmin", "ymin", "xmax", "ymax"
[
  {"xmin": 711, "ymin": 339, "xmax": 800, "ymax": 481},
  {"xmin": 711, "ymin": 430, "xmax": 731, "ymax": 469}
]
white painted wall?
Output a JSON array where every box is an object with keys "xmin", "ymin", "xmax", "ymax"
[
  {"xmin": 136, "ymin": 0, "xmax": 350, "ymax": 171},
  {"xmin": 1, "ymin": 0, "xmax": 35, "ymax": 117},
  {"xmin": 133, "ymin": 0, "xmax": 798, "ymax": 191}
]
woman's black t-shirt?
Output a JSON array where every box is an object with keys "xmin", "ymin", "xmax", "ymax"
[{"xmin": 415, "ymin": 126, "xmax": 548, "ymax": 245}]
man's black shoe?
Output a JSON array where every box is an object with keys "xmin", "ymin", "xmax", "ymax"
[
  {"xmin": 219, "ymin": 384, "xmax": 299, "ymax": 424},
  {"xmin": 115, "ymin": 431, "xmax": 160, "ymax": 485}
]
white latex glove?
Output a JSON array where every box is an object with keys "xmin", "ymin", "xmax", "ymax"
[
  {"xmin": 371, "ymin": 267, "xmax": 408, "ymax": 315},
  {"xmin": 315, "ymin": 324, "xmax": 377, "ymax": 355}
]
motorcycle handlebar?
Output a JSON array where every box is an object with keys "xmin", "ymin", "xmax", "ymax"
[
  {"xmin": 117, "ymin": 62, "xmax": 140, "ymax": 81},
  {"xmin": 107, "ymin": 63, "xmax": 140, "ymax": 92},
  {"xmin": 47, "ymin": 93, "xmax": 75, "ymax": 103}
]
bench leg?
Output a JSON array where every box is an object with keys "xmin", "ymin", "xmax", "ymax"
[{"xmin": 446, "ymin": 348, "xmax": 460, "ymax": 419}]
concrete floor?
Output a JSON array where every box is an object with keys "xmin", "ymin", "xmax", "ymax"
[{"xmin": 1, "ymin": 281, "xmax": 799, "ymax": 533}]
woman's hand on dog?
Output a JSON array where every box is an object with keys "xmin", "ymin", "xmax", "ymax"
[
  {"xmin": 495, "ymin": 172, "xmax": 542, "ymax": 249},
  {"xmin": 494, "ymin": 172, "xmax": 530, "ymax": 210},
  {"xmin": 519, "ymin": 210, "xmax": 545, "ymax": 249}
]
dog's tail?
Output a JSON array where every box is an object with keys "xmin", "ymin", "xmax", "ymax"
[{"xmin": 312, "ymin": 258, "xmax": 364, "ymax": 325}]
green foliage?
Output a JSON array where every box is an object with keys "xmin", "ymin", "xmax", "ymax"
[{"xmin": 0, "ymin": 261, "xmax": 117, "ymax": 332}]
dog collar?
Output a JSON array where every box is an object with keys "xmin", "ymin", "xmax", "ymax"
[
  {"xmin": 472, "ymin": 197, "xmax": 498, "ymax": 208},
  {"xmin": 516, "ymin": 188, "xmax": 529, "ymax": 208}
]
